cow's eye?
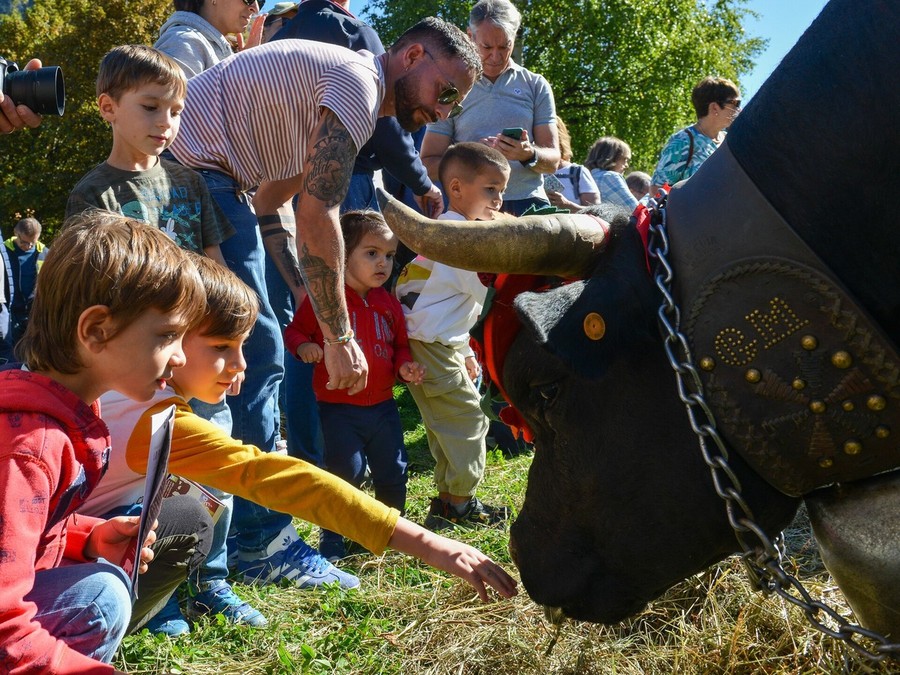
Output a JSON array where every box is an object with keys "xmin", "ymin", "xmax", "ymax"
[{"xmin": 537, "ymin": 382, "xmax": 559, "ymax": 405}]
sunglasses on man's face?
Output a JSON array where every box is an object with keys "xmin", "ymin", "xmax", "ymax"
[
  {"xmin": 241, "ymin": 0, "xmax": 264, "ymax": 9},
  {"xmin": 438, "ymin": 86, "xmax": 464, "ymax": 118},
  {"xmin": 425, "ymin": 50, "xmax": 464, "ymax": 119}
]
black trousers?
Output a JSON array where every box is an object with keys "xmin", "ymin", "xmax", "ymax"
[{"xmin": 128, "ymin": 494, "xmax": 213, "ymax": 633}]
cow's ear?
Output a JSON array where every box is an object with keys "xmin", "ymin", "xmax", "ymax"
[{"xmin": 515, "ymin": 263, "xmax": 657, "ymax": 380}]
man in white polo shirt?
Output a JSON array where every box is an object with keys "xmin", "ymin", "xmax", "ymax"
[{"xmin": 167, "ymin": 16, "xmax": 481, "ymax": 586}]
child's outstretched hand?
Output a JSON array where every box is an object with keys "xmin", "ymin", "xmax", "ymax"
[
  {"xmin": 399, "ymin": 360, "xmax": 426, "ymax": 385},
  {"xmin": 297, "ymin": 342, "xmax": 324, "ymax": 364},
  {"xmin": 389, "ymin": 518, "xmax": 518, "ymax": 601}
]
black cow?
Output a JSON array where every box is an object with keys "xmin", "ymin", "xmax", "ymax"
[{"xmin": 377, "ymin": 0, "xmax": 899, "ymax": 642}]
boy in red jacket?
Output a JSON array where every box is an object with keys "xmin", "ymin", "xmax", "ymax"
[
  {"xmin": 285, "ymin": 210, "xmax": 425, "ymax": 560},
  {"xmin": 0, "ymin": 212, "xmax": 206, "ymax": 674}
]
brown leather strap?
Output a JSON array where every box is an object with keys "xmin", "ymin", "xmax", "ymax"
[{"xmin": 665, "ymin": 143, "xmax": 899, "ymax": 496}]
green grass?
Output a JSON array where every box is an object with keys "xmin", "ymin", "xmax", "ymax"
[{"xmin": 114, "ymin": 386, "xmax": 893, "ymax": 674}]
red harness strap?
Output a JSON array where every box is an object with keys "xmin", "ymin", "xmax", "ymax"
[
  {"xmin": 480, "ymin": 273, "xmax": 545, "ymax": 443},
  {"xmin": 632, "ymin": 202, "xmax": 653, "ymax": 274},
  {"xmin": 474, "ymin": 205, "xmax": 646, "ymax": 444}
]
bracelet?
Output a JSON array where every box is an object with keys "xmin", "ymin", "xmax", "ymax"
[{"xmin": 322, "ymin": 329, "xmax": 355, "ymax": 346}]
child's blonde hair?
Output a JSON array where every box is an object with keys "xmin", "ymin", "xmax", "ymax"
[
  {"xmin": 17, "ymin": 211, "xmax": 205, "ymax": 373},
  {"xmin": 189, "ymin": 253, "xmax": 260, "ymax": 340}
]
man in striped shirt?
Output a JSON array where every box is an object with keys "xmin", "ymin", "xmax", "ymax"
[{"xmin": 167, "ymin": 16, "xmax": 481, "ymax": 585}]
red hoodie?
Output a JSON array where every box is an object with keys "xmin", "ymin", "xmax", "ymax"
[
  {"xmin": 0, "ymin": 368, "xmax": 113, "ymax": 675},
  {"xmin": 285, "ymin": 286, "xmax": 412, "ymax": 406}
]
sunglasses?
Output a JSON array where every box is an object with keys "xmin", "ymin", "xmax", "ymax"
[
  {"xmin": 241, "ymin": 0, "xmax": 264, "ymax": 8},
  {"xmin": 424, "ymin": 51, "xmax": 464, "ymax": 119},
  {"xmin": 721, "ymin": 98, "xmax": 742, "ymax": 109}
]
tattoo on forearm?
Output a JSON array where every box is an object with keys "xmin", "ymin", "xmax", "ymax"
[
  {"xmin": 280, "ymin": 238, "xmax": 305, "ymax": 289},
  {"xmin": 299, "ymin": 242, "xmax": 347, "ymax": 335},
  {"xmin": 258, "ymin": 214, "xmax": 291, "ymax": 227},
  {"xmin": 258, "ymin": 214, "xmax": 304, "ymax": 288},
  {"xmin": 303, "ymin": 111, "xmax": 356, "ymax": 208}
]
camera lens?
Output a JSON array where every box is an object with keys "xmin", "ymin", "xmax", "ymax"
[{"xmin": 4, "ymin": 66, "xmax": 65, "ymax": 116}]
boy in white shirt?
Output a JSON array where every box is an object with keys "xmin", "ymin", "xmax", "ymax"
[{"xmin": 395, "ymin": 142, "xmax": 510, "ymax": 529}]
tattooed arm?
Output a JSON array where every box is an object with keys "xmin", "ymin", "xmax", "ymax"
[
  {"xmin": 293, "ymin": 107, "xmax": 368, "ymax": 394},
  {"xmin": 252, "ymin": 178, "xmax": 309, "ymax": 307}
]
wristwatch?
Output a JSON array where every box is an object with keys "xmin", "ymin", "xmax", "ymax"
[{"xmin": 520, "ymin": 146, "xmax": 539, "ymax": 169}]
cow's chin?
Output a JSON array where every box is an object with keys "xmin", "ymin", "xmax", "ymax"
[
  {"xmin": 509, "ymin": 518, "xmax": 653, "ymax": 625},
  {"xmin": 542, "ymin": 588, "xmax": 650, "ymax": 625}
]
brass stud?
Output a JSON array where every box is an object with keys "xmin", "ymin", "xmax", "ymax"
[
  {"xmin": 801, "ymin": 335, "xmax": 818, "ymax": 350},
  {"xmin": 843, "ymin": 440, "xmax": 862, "ymax": 456},
  {"xmin": 809, "ymin": 400, "xmax": 826, "ymax": 414},
  {"xmin": 792, "ymin": 378, "xmax": 806, "ymax": 391},
  {"xmin": 842, "ymin": 400, "xmax": 855, "ymax": 412},
  {"xmin": 831, "ymin": 351, "xmax": 852, "ymax": 369},
  {"xmin": 875, "ymin": 425, "xmax": 890, "ymax": 439},
  {"xmin": 583, "ymin": 312, "xmax": 606, "ymax": 341},
  {"xmin": 819, "ymin": 457, "xmax": 834, "ymax": 468},
  {"xmin": 867, "ymin": 395, "xmax": 887, "ymax": 411},
  {"xmin": 699, "ymin": 357, "xmax": 715, "ymax": 371},
  {"xmin": 745, "ymin": 368, "xmax": 761, "ymax": 383}
]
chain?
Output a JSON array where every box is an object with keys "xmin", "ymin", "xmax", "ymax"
[{"xmin": 644, "ymin": 190, "xmax": 899, "ymax": 664}]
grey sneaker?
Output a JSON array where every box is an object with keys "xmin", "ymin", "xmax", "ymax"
[
  {"xmin": 425, "ymin": 497, "xmax": 509, "ymax": 530},
  {"xmin": 424, "ymin": 497, "xmax": 452, "ymax": 531}
]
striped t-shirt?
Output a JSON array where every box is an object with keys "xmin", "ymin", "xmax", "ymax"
[{"xmin": 169, "ymin": 39, "xmax": 384, "ymax": 191}]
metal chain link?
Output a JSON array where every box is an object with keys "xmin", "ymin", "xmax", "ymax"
[{"xmin": 644, "ymin": 190, "xmax": 899, "ymax": 664}]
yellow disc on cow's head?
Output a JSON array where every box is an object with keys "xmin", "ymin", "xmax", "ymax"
[{"xmin": 584, "ymin": 312, "xmax": 606, "ymax": 340}]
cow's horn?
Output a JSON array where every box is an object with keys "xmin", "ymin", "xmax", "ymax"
[{"xmin": 375, "ymin": 188, "xmax": 608, "ymax": 277}]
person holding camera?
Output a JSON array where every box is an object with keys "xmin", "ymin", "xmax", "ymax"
[{"xmin": 0, "ymin": 58, "xmax": 43, "ymax": 133}]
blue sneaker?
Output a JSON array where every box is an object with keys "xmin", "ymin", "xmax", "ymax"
[
  {"xmin": 185, "ymin": 579, "xmax": 268, "ymax": 627},
  {"xmin": 237, "ymin": 525, "xmax": 360, "ymax": 590},
  {"xmin": 145, "ymin": 593, "xmax": 189, "ymax": 637}
]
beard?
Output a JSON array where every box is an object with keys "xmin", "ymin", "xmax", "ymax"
[{"xmin": 394, "ymin": 73, "xmax": 428, "ymax": 132}]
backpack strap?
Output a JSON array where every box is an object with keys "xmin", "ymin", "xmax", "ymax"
[
  {"xmin": 568, "ymin": 165, "xmax": 581, "ymax": 197},
  {"xmin": 681, "ymin": 126, "xmax": 696, "ymax": 179}
]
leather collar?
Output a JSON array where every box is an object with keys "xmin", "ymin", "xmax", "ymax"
[{"xmin": 665, "ymin": 143, "xmax": 900, "ymax": 496}]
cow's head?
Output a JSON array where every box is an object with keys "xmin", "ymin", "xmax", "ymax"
[{"xmin": 378, "ymin": 193, "xmax": 800, "ymax": 623}]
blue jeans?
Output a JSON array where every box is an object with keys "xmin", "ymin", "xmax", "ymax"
[
  {"xmin": 187, "ymin": 398, "xmax": 234, "ymax": 587},
  {"xmin": 199, "ymin": 168, "xmax": 292, "ymax": 553},
  {"xmin": 264, "ymin": 255, "xmax": 324, "ymax": 465},
  {"xmin": 28, "ymin": 560, "xmax": 131, "ymax": 663},
  {"xmin": 342, "ymin": 172, "xmax": 378, "ymax": 213}
]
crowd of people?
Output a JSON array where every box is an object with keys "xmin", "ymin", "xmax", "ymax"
[{"xmin": 0, "ymin": 0, "xmax": 741, "ymax": 670}]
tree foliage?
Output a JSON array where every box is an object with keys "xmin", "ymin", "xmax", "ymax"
[
  {"xmin": 0, "ymin": 0, "xmax": 171, "ymax": 237},
  {"xmin": 365, "ymin": 0, "xmax": 764, "ymax": 172}
]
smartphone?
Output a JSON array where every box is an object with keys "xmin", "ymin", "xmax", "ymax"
[
  {"xmin": 501, "ymin": 127, "xmax": 524, "ymax": 140},
  {"xmin": 543, "ymin": 173, "xmax": 566, "ymax": 193}
]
